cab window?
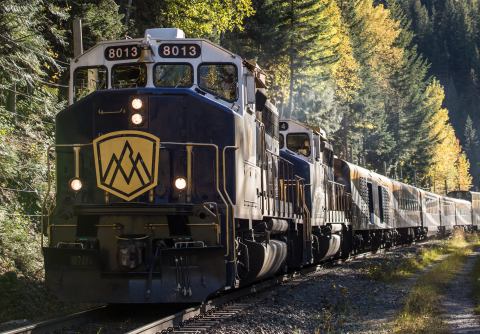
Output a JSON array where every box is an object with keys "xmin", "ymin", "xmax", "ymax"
[
  {"xmin": 112, "ymin": 63, "xmax": 146, "ymax": 89},
  {"xmin": 279, "ymin": 134, "xmax": 284, "ymax": 149},
  {"xmin": 198, "ymin": 63, "xmax": 237, "ymax": 101},
  {"xmin": 73, "ymin": 66, "xmax": 107, "ymax": 101},
  {"xmin": 286, "ymin": 133, "xmax": 311, "ymax": 157},
  {"xmin": 154, "ymin": 63, "xmax": 193, "ymax": 87}
]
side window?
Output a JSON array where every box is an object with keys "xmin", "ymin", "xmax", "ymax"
[
  {"xmin": 279, "ymin": 134, "xmax": 284, "ymax": 149},
  {"xmin": 154, "ymin": 63, "xmax": 193, "ymax": 87},
  {"xmin": 73, "ymin": 66, "xmax": 107, "ymax": 101},
  {"xmin": 367, "ymin": 183, "xmax": 374, "ymax": 224},
  {"xmin": 263, "ymin": 106, "xmax": 279, "ymax": 139},
  {"xmin": 286, "ymin": 133, "xmax": 311, "ymax": 157},
  {"xmin": 112, "ymin": 63, "xmax": 147, "ymax": 89},
  {"xmin": 378, "ymin": 186, "xmax": 384, "ymax": 223},
  {"xmin": 323, "ymin": 146, "xmax": 333, "ymax": 165},
  {"xmin": 198, "ymin": 63, "xmax": 237, "ymax": 101}
]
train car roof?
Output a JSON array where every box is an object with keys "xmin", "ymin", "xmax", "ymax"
[
  {"xmin": 337, "ymin": 159, "xmax": 394, "ymax": 188},
  {"xmin": 447, "ymin": 190, "xmax": 480, "ymax": 202},
  {"xmin": 443, "ymin": 196, "xmax": 471, "ymax": 205}
]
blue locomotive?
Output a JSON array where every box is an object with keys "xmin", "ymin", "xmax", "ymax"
[{"xmin": 43, "ymin": 28, "xmax": 479, "ymax": 304}]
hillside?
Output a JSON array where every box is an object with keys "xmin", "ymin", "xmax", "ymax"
[{"xmin": 399, "ymin": 0, "xmax": 480, "ymax": 190}]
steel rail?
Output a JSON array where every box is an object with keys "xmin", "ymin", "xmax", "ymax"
[{"xmin": 0, "ymin": 305, "xmax": 108, "ymax": 334}]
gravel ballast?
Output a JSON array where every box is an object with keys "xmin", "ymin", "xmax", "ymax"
[{"xmin": 207, "ymin": 243, "xmax": 440, "ymax": 334}]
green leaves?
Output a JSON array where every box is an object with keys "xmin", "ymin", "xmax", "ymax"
[
  {"xmin": 0, "ymin": 0, "xmax": 63, "ymax": 279},
  {"xmin": 121, "ymin": 0, "xmax": 254, "ymax": 40}
]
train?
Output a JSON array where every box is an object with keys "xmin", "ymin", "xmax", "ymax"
[{"xmin": 42, "ymin": 28, "xmax": 480, "ymax": 304}]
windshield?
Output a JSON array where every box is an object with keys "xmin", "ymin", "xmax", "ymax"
[
  {"xmin": 287, "ymin": 133, "xmax": 311, "ymax": 157},
  {"xmin": 198, "ymin": 63, "xmax": 237, "ymax": 101},
  {"xmin": 73, "ymin": 66, "xmax": 107, "ymax": 101},
  {"xmin": 112, "ymin": 63, "xmax": 147, "ymax": 88},
  {"xmin": 154, "ymin": 63, "xmax": 193, "ymax": 87}
]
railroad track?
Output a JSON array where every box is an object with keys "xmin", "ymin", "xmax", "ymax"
[
  {"xmin": 1, "ymin": 306, "xmax": 109, "ymax": 334},
  {"xmin": 126, "ymin": 242, "xmax": 427, "ymax": 334},
  {"xmin": 1, "ymin": 241, "xmax": 432, "ymax": 334},
  {"xmin": 0, "ymin": 304, "xmax": 185, "ymax": 334}
]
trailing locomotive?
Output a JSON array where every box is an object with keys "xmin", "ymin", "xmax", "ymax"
[{"xmin": 43, "ymin": 28, "xmax": 479, "ymax": 304}]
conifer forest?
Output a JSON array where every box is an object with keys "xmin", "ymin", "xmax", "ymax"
[{"xmin": 0, "ymin": 0, "xmax": 479, "ymax": 323}]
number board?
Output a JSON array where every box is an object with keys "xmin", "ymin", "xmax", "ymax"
[
  {"xmin": 279, "ymin": 122, "xmax": 289, "ymax": 131},
  {"xmin": 159, "ymin": 43, "xmax": 201, "ymax": 58},
  {"xmin": 104, "ymin": 45, "xmax": 141, "ymax": 61}
]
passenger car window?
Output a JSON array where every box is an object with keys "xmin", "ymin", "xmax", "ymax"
[
  {"xmin": 286, "ymin": 133, "xmax": 311, "ymax": 157},
  {"xmin": 198, "ymin": 64, "xmax": 237, "ymax": 101},
  {"xmin": 112, "ymin": 64, "xmax": 146, "ymax": 88},
  {"xmin": 367, "ymin": 182, "xmax": 374, "ymax": 224},
  {"xmin": 154, "ymin": 63, "xmax": 193, "ymax": 87},
  {"xmin": 378, "ymin": 186, "xmax": 384, "ymax": 223},
  {"xmin": 73, "ymin": 66, "xmax": 107, "ymax": 101}
]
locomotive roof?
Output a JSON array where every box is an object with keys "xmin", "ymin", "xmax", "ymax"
[
  {"xmin": 68, "ymin": 28, "xmax": 249, "ymax": 107},
  {"xmin": 72, "ymin": 28, "xmax": 240, "ymax": 62},
  {"xmin": 279, "ymin": 119, "xmax": 327, "ymax": 139}
]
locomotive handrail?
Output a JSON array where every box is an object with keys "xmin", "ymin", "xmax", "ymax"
[
  {"xmin": 268, "ymin": 147, "xmax": 294, "ymax": 216},
  {"xmin": 327, "ymin": 180, "xmax": 347, "ymax": 188},
  {"xmin": 265, "ymin": 148, "xmax": 294, "ymax": 166},
  {"xmin": 42, "ymin": 143, "xmax": 93, "ymax": 249},
  {"xmin": 222, "ymin": 145, "xmax": 238, "ymax": 261},
  {"xmin": 264, "ymin": 149, "xmax": 295, "ymax": 218},
  {"xmin": 161, "ymin": 142, "xmax": 231, "ymax": 257}
]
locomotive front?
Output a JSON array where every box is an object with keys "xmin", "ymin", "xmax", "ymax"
[{"xmin": 43, "ymin": 28, "xmax": 242, "ymax": 303}]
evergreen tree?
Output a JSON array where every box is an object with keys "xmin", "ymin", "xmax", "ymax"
[
  {"xmin": 221, "ymin": 0, "xmax": 292, "ymax": 105},
  {"xmin": 269, "ymin": 0, "xmax": 341, "ymax": 118},
  {"xmin": 400, "ymin": 0, "xmax": 480, "ymax": 186},
  {"xmin": 464, "ymin": 114, "xmax": 479, "ymax": 189},
  {"xmin": 424, "ymin": 80, "xmax": 472, "ymax": 193},
  {"xmin": 386, "ymin": 0, "xmax": 432, "ymax": 184},
  {"xmin": 464, "ymin": 115, "xmax": 478, "ymax": 155},
  {"xmin": 222, "ymin": 0, "xmax": 345, "ymax": 126},
  {"xmin": 334, "ymin": 0, "xmax": 400, "ymax": 170}
]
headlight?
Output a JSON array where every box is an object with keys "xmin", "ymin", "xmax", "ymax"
[
  {"xmin": 131, "ymin": 113, "xmax": 143, "ymax": 125},
  {"xmin": 174, "ymin": 177, "xmax": 187, "ymax": 190},
  {"xmin": 131, "ymin": 98, "xmax": 143, "ymax": 110},
  {"xmin": 69, "ymin": 178, "xmax": 83, "ymax": 191}
]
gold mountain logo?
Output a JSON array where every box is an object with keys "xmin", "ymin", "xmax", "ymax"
[{"xmin": 93, "ymin": 131, "xmax": 160, "ymax": 201}]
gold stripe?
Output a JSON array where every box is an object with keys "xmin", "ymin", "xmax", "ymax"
[
  {"xmin": 186, "ymin": 145, "xmax": 193, "ymax": 202},
  {"xmin": 73, "ymin": 146, "xmax": 81, "ymax": 178}
]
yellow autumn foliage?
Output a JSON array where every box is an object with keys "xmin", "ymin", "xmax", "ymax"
[
  {"xmin": 361, "ymin": 2, "xmax": 403, "ymax": 90},
  {"xmin": 425, "ymin": 80, "xmax": 473, "ymax": 193},
  {"xmin": 332, "ymin": 12, "xmax": 361, "ymax": 104},
  {"xmin": 301, "ymin": 0, "xmax": 345, "ymax": 85}
]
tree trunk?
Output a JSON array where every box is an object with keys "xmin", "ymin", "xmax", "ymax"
[
  {"xmin": 125, "ymin": 0, "xmax": 133, "ymax": 27},
  {"xmin": 287, "ymin": 57, "xmax": 294, "ymax": 119}
]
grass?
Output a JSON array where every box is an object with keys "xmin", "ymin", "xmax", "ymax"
[
  {"xmin": 368, "ymin": 231, "xmax": 476, "ymax": 282},
  {"xmin": 392, "ymin": 230, "xmax": 479, "ymax": 334},
  {"xmin": 367, "ymin": 244, "xmax": 449, "ymax": 282}
]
